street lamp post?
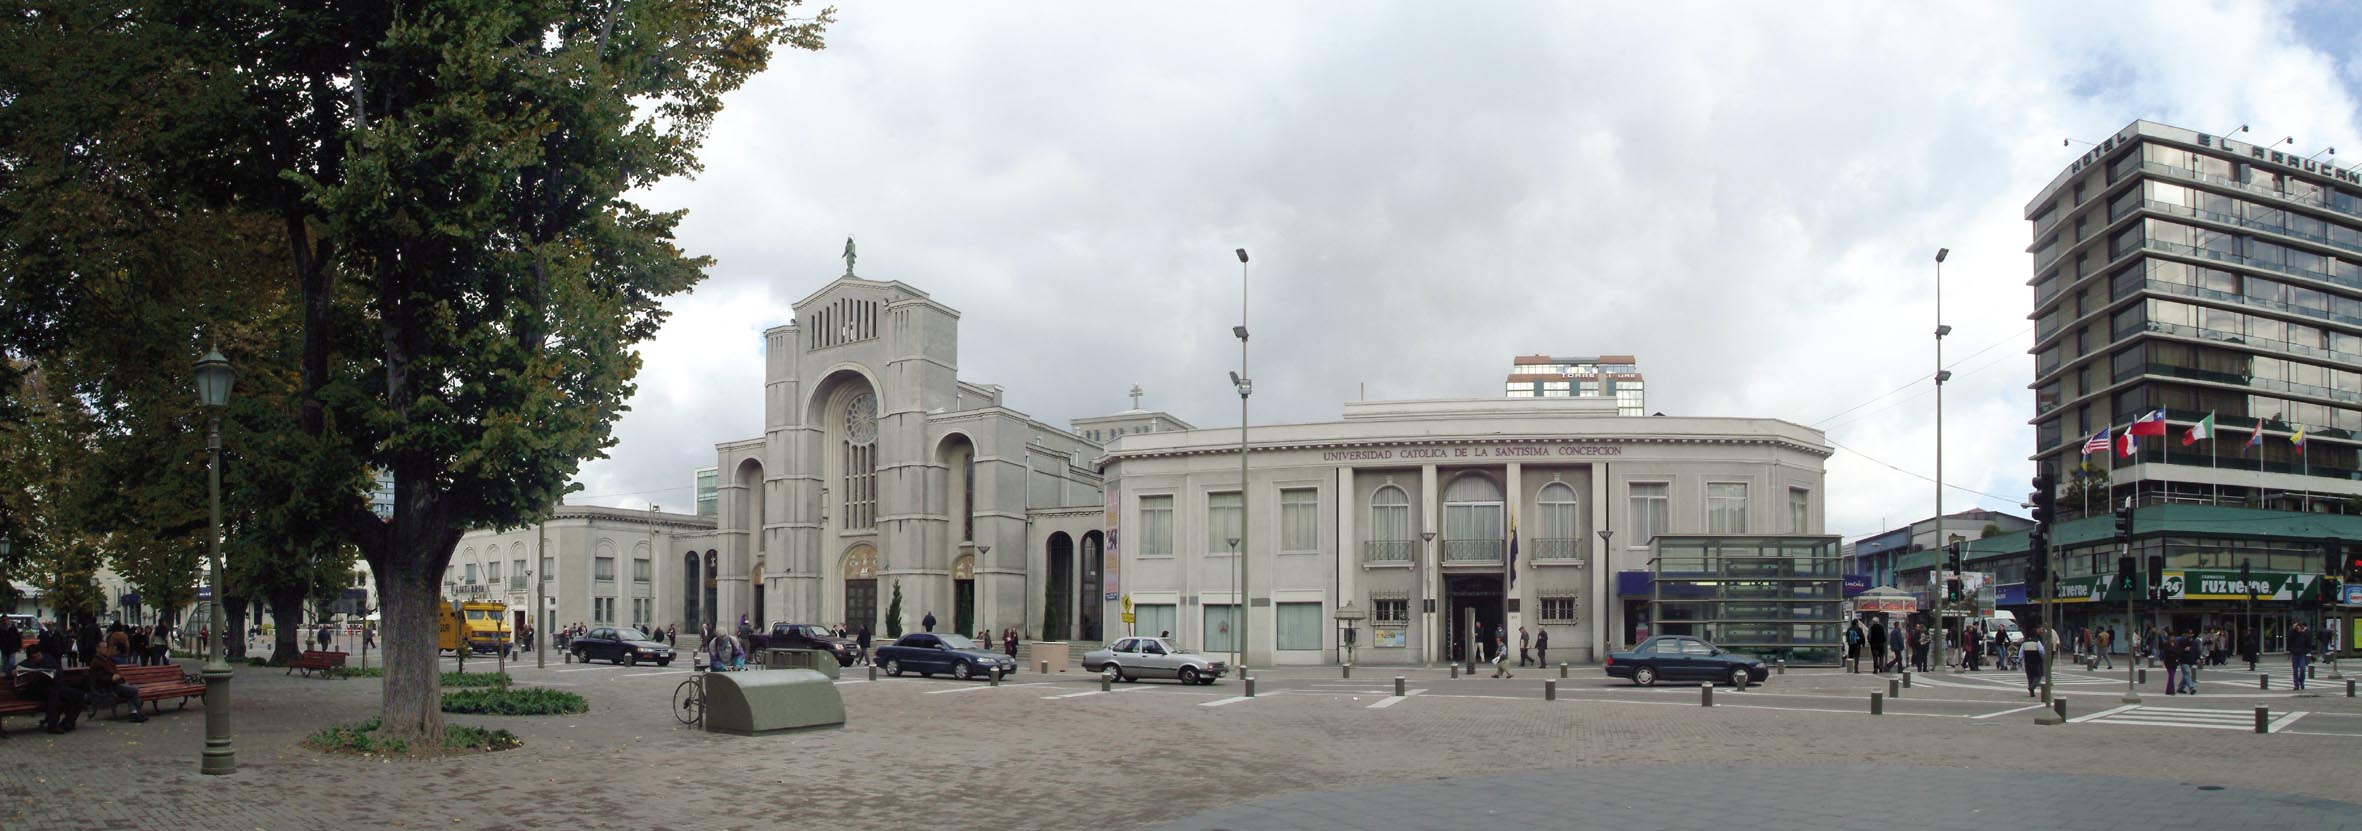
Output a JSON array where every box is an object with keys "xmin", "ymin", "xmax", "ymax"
[
  {"xmin": 1932, "ymin": 246, "xmax": 1952, "ymax": 675},
  {"xmin": 1422, "ymin": 529, "xmax": 1438, "ymax": 664},
  {"xmin": 1231, "ymin": 247, "xmax": 1251, "ymax": 680},
  {"xmin": 1227, "ymin": 537, "xmax": 1241, "ymax": 674},
  {"xmin": 193, "ymin": 347, "xmax": 237, "ymax": 775},
  {"xmin": 536, "ymin": 518, "xmax": 548, "ymax": 669}
]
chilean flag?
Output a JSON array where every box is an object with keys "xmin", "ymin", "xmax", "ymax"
[{"xmin": 2127, "ymin": 409, "xmax": 2169, "ymax": 437}]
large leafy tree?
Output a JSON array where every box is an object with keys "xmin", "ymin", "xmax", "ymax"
[{"xmin": 4, "ymin": 0, "xmax": 830, "ymax": 744}]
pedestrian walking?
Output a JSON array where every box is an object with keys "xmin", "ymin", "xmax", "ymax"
[
  {"xmin": 1910, "ymin": 624, "xmax": 1929, "ymax": 673},
  {"xmin": 1534, "ymin": 627, "xmax": 1549, "ymax": 667},
  {"xmin": 1517, "ymin": 626, "xmax": 1531, "ymax": 667},
  {"xmin": 922, "ymin": 611, "xmax": 937, "ymax": 633},
  {"xmin": 1844, "ymin": 620, "xmax": 1864, "ymax": 672},
  {"xmin": 2020, "ymin": 626, "xmax": 2047, "ymax": 697},
  {"xmin": 2289, "ymin": 622, "xmax": 2314, "ymax": 691},
  {"xmin": 1001, "ymin": 627, "xmax": 1017, "ymax": 659},
  {"xmin": 2163, "ymin": 628, "xmax": 2185, "ymax": 695},
  {"xmin": 857, "ymin": 624, "xmax": 874, "ymax": 665},
  {"xmin": 1867, "ymin": 620, "xmax": 1888, "ymax": 674},
  {"xmin": 2176, "ymin": 629, "xmax": 2201, "ymax": 694},
  {"xmin": 2095, "ymin": 628, "xmax": 2113, "ymax": 669},
  {"xmin": 1491, "ymin": 630, "xmax": 1513, "ymax": 678}
]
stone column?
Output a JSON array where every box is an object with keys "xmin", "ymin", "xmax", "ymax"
[
  {"xmin": 1335, "ymin": 465, "xmax": 1356, "ymax": 664},
  {"xmin": 1591, "ymin": 462, "xmax": 1611, "ymax": 663},
  {"xmin": 1505, "ymin": 462, "xmax": 1522, "ymax": 646},
  {"xmin": 1420, "ymin": 463, "xmax": 1439, "ymax": 664}
]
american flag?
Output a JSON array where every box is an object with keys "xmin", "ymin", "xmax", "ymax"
[{"xmin": 2079, "ymin": 427, "xmax": 2111, "ymax": 457}]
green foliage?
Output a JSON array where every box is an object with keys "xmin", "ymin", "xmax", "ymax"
[
  {"xmin": 439, "ymin": 687, "xmax": 586, "ymax": 716},
  {"xmin": 885, "ymin": 581, "xmax": 904, "ymax": 639},
  {"xmin": 341, "ymin": 668, "xmax": 511, "ymax": 688},
  {"xmin": 1981, "ymin": 523, "xmax": 2003, "ymax": 539},
  {"xmin": 305, "ymin": 717, "xmax": 521, "ymax": 755}
]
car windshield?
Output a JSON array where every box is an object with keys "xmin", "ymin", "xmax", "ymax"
[
  {"xmin": 618, "ymin": 628, "xmax": 651, "ymax": 641},
  {"xmin": 936, "ymin": 635, "xmax": 979, "ymax": 650}
]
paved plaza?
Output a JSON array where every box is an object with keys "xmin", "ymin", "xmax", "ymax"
[{"xmin": 4, "ymin": 654, "xmax": 2360, "ymax": 830}]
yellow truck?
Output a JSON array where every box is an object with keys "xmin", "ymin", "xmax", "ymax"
[{"xmin": 438, "ymin": 600, "xmax": 513, "ymax": 656}]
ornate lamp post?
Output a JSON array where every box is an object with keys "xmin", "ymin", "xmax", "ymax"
[{"xmin": 193, "ymin": 347, "xmax": 237, "ymax": 775}]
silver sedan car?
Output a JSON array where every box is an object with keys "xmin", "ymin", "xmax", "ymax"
[{"xmin": 1080, "ymin": 637, "xmax": 1227, "ymax": 685}]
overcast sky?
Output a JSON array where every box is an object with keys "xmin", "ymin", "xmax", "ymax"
[{"xmin": 569, "ymin": 2, "xmax": 2362, "ymax": 541}]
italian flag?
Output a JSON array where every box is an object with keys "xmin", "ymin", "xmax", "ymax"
[{"xmin": 2180, "ymin": 412, "xmax": 2214, "ymax": 446}]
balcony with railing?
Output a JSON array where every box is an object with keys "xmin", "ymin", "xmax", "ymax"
[
  {"xmin": 509, "ymin": 577, "xmax": 527, "ymax": 591},
  {"xmin": 1529, "ymin": 537, "xmax": 1587, "ymax": 563},
  {"xmin": 1362, "ymin": 540, "xmax": 1416, "ymax": 566},
  {"xmin": 1442, "ymin": 539, "xmax": 1503, "ymax": 564}
]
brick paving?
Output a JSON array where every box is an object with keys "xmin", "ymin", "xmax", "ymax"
[{"xmin": 2, "ymin": 658, "xmax": 2358, "ymax": 830}]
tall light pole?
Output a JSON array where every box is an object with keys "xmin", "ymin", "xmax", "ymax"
[
  {"xmin": 1227, "ymin": 537, "xmax": 1241, "ymax": 673},
  {"xmin": 536, "ymin": 518, "xmax": 548, "ymax": 669},
  {"xmin": 1231, "ymin": 246, "xmax": 1252, "ymax": 680},
  {"xmin": 1932, "ymin": 247, "xmax": 1952, "ymax": 675},
  {"xmin": 193, "ymin": 347, "xmax": 237, "ymax": 775}
]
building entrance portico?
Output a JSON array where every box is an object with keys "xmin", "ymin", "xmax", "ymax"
[
  {"xmin": 1445, "ymin": 575, "xmax": 1504, "ymax": 664},
  {"xmin": 843, "ymin": 545, "xmax": 877, "ymax": 633}
]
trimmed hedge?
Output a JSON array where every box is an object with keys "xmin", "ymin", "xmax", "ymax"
[
  {"xmin": 339, "ymin": 668, "xmax": 511, "ymax": 688},
  {"xmin": 304, "ymin": 717, "xmax": 520, "ymax": 755},
  {"xmin": 439, "ymin": 687, "xmax": 587, "ymax": 716}
]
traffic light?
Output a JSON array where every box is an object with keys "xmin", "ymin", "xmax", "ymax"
[
  {"xmin": 2240, "ymin": 560, "xmax": 2255, "ymax": 599},
  {"xmin": 2114, "ymin": 504, "xmax": 2134, "ymax": 543},
  {"xmin": 2115, "ymin": 556, "xmax": 2137, "ymax": 593},
  {"xmin": 2333, "ymin": 537, "xmax": 2357, "ymax": 582},
  {"xmin": 2321, "ymin": 575, "xmax": 2343, "ymax": 611},
  {"xmin": 2029, "ymin": 473, "xmax": 2056, "ymax": 527},
  {"xmin": 1947, "ymin": 541, "xmax": 1964, "ymax": 575},
  {"xmin": 2147, "ymin": 555, "xmax": 2167, "ymax": 600},
  {"xmin": 2028, "ymin": 471, "xmax": 2056, "ymax": 597},
  {"xmin": 1947, "ymin": 578, "xmax": 1964, "ymax": 602}
]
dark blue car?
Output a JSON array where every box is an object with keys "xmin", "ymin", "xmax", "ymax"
[
  {"xmin": 873, "ymin": 633, "xmax": 1017, "ymax": 681},
  {"xmin": 1605, "ymin": 636, "xmax": 1769, "ymax": 687}
]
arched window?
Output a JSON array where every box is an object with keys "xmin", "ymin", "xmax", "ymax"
[
  {"xmin": 1538, "ymin": 482, "xmax": 1580, "ymax": 559},
  {"xmin": 1370, "ymin": 486, "xmax": 1411, "ymax": 541},
  {"xmin": 844, "ymin": 392, "xmax": 878, "ymax": 530}
]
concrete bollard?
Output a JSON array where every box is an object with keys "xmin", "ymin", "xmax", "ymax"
[
  {"xmin": 2137, "ymin": 668, "xmax": 2147, "ymax": 685},
  {"xmin": 990, "ymin": 668, "xmax": 1000, "ymax": 686},
  {"xmin": 1245, "ymin": 677, "xmax": 1257, "ymax": 698},
  {"xmin": 2347, "ymin": 679, "xmax": 2355, "ymax": 698},
  {"xmin": 1101, "ymin": 671, "xmax": 1112, "ymax": 692},
  {"xmin": 1545, "ymin": 679, "xmax": 1557, "ymax": 701},
  {"xmin": 2306, "ymin": 664, "xmax": 2315, "ymax": 680},
  {"xmin": 2260, "ymin": 674, "xmax": 2271, "ymax": 690},
  {"xmin": 1450, "ymin": 664, "xmax": 1459, "ymax": 679},
  {"xmin": 1038, "ymin": 660, "xmax": 1049, "ymax": 674},
  {"xmin": 1734, "ymin": 672, "xmax": 1748, "ymax": 692},
  {"xmin": 1902, "ymin": 671, "xmax": 1912, "ymax": 688},
  {"xmin": 1700, "ymin": 682, "xmax": 1714, "ymax": 707},
  {"xmin": 2255, "ymin": 704, "xmax": 2270, "ymax": 734},
  {"xmin": 1888, "ymin": 678, "xmax": 1901, "ymax": 698},
  {"xmin": 2052, "ymin": 696, "xmax": 2068, "ymax": 720},
  {"xmin": 1777, "ymin": 659, "xmax": 1786, "ymax": 675},
  {"xmin": 868, "ymin": 663, "xmax": 877, "ymax": 681},
  {"xmin": 1560, "ymin": 662, "xmax": 1569, "ymax": 679},
  {"xmin": 1395, "ymin": 676, "xmax": 1407, "ymax": 697},
  {"xmin": 1342, "ymin": 663, "xmax": 1352, "ymax": 679},
  {"xmin": 1871, "ymin": 691, "xmax": 1884, "ymax": 715}
]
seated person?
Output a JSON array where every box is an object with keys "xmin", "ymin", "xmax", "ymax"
[
  {"xmin": 86, "ymin": 642, "xmax": 147, "ymax": 723},
  {"xmin": 13, "ymin": 645, "xmax": 85, "ymax": 734}
]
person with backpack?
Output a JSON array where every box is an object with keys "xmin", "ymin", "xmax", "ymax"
[{"xmin": 1844, "ymin": 620, "xmax": 1864, "ymax": 672}]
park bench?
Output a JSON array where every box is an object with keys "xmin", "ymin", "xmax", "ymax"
[
  {"xmin": 109, "ymin": 664, "xmax": 207, "ymax": 716},
  {"xmin": 0, "ymin": 683, "xmax": 41, "ymax": 737},
  {"xmin": 288, "ymin": 649, "xmax": 350, "ymax": 679}
]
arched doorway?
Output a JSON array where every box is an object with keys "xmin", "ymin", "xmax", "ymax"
[
  {"xmin": 951, "ymin": 554, "xmax": 976, "ymax": 636},
  {"xmin": 1079, "ymin": 531, "xmax": 1105, "ymax": 640},
  {"xmin": 682, "ymin": 552, "xmax": 701, "ymax": 633},
  {"xmin": 752, "ymin": 563, "xmax": 766, "ymax": 628},
  {"xmin": 1045, "ymin": 532, "xmax": 1074, "ymax": 641},
  {"xmin": 843, "ymin": 545, "xmax": 878, "ymax": 635},
  {"xmin": 703, "ymin": 549, "xmax": 719, "ymax": 633}
]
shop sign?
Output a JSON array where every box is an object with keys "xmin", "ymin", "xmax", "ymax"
[
  {"xmin": 2165, "ymin": 570, "xmax": 2316, "ymax": 602},
  {"xmin": 1320, "ymin": 444, "xmax": 1622, "ymax": 462},
  {"xmin": 2344, "ymin": 583, "xmax": 2362, "ymax": 606}
]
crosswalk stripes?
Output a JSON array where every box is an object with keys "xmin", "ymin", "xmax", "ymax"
[{"xmin": 2072, "ymin": 704, "xmax": 2310, "ymax": 732}]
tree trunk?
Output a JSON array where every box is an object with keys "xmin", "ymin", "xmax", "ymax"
[
  {"xmin": 375, "ymin": 564, "xmax": 446, "ymax": 744},
  {"xmin": 269, "ymin": 589, "xmax": 308, "ymax": 664},
  {"xmin": 223, "ymin": 596, "xmax": 251, "ymax": 659}
]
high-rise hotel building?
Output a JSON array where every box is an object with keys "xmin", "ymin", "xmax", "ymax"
[
  {"xmin": 1504, "ymin": 354, "xmax": 1645, "ymax": 416},
  {"xmin": 2027, "ymin": 120, "xmax": 2362, "ymax": 513}
]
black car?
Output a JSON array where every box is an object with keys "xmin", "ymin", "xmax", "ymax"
[
  {"xmin": 871, "ymin": 633, "xmax": 1017, "ymax": 680},
  {"xmin": 761, "ymin": 623, "xmax": 861, "ymax": 666},
  {"xmin": 569, "ymin": 625, "xmax": 675, "ymax": 667},
  {"xmin": 1604, "ymin": 636, "xmax": 1768, "ymax": 687}
]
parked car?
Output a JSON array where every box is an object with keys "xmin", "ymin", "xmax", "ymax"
[
  {"xmin": 1604, "ymin": 635, "xmax": 1768, "ymax": 687},
  {"xmin": 569, "ymin": 625, "xmax": 675, "ymax": 667},
  {"xmin": 758, "ymin": 623, "xmax": 861, "ymax": 666},
  {"xmin": 872, "ymin": 633, "xmax": 1016, "ymax": 680},
  {"xmin": 1079, "ymin": 637, "xmax": 1226, "ymax": 685}
]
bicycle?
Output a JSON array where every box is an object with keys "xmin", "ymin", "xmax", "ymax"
[{"xmin": 673, "ymin": 658, "xmax": 707, "ymax": 726}]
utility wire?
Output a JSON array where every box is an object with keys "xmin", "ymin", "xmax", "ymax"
[
  {"xmin": 1808, "ymin": 326, "xmax": 2032, "ymax": 427},
  {"xmin": 1825, "ymin": 437, "xmax": 2026, "ymax": 505}
]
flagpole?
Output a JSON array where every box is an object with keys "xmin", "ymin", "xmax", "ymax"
[{"xmin": 2211, "ymin": 431, "xmax": 2219, "ymax": 506}]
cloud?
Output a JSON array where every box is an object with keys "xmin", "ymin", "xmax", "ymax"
[{"xmin": 572, "ymin": 2, "xmax": 2362, "ymax": 542}]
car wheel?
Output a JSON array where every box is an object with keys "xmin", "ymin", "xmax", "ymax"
[
  {"xmin": 885, "ymin": 659, "xmax": 904, "ymax": 677},
  {"xmin": 1634, "ymin": 665, "xmax": 1658, "ymax": 686},
  {"xmin": 1177, "ymin": 666, "xmax": 1201, "ymax": 685},
  {"xmin": 953, "ymin": 662, "xmax": 974, "ymax": 681},
  {"xmin": 1110, "ymin": 664, "xmax": 1130, "ymax": 683},
  {"xmin": 625, "ymin": 653, "xmax": 638, "ymax": 668},
  {"xmin": 1729, "ymin": 667, "xmax": 1749, "ymax": 687},
  {"xmin": 657, "ymin": 659, "xmax": 671, "ymax": 667}
]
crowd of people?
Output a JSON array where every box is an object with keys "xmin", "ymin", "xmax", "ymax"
[
  {"xmin": 3, "ymin": 619, "xmax": 177, "ymax": 673},
  {"xmin": 7, "ymin": 625, "xmax": 165, "ymax": 735}
]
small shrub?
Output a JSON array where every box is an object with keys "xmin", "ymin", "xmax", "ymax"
[
  {"xmin": 336, "ymin": 668, "xmax": 508, "ymax": 688},
  {"xmin": 304, "ymin": 717, "xmax": 521, "ymax": 755},
  {"xmin": 439, "ymin": 687, "xmax": 587, "ymax": 716},
  {"xmin": 344, "ymin": 667, "xmax": 384, "ymax": 678}
]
